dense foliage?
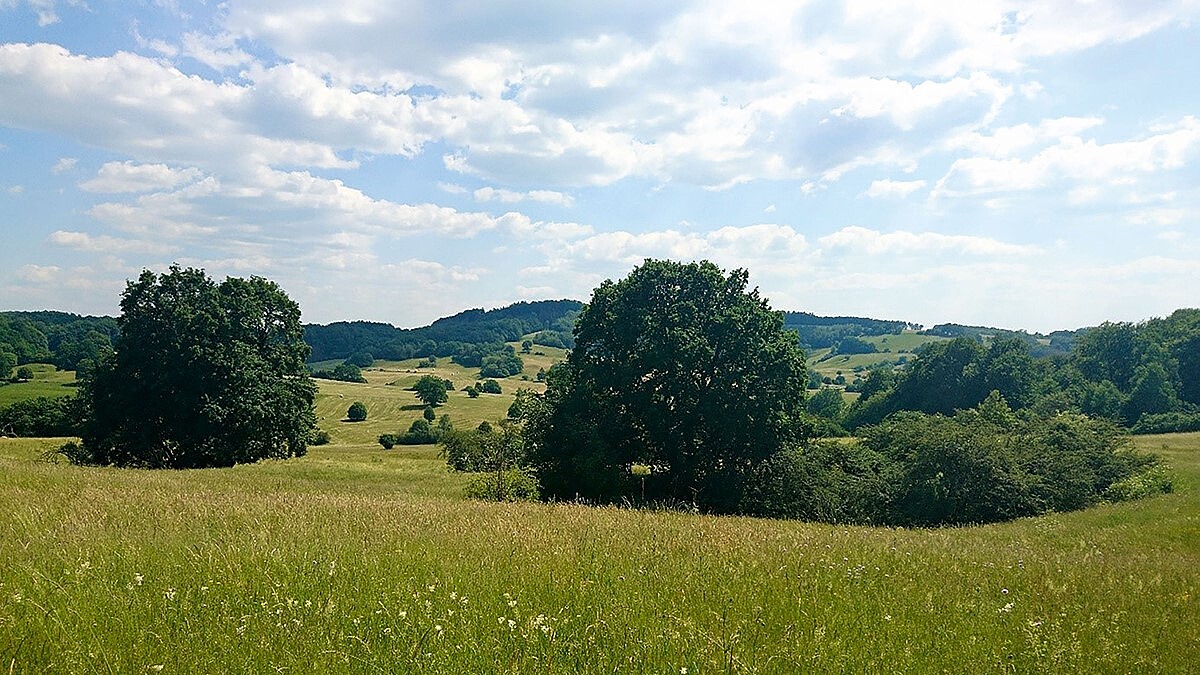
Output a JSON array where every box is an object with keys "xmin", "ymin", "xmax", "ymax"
[
  {"xmin": 0, "ymin": 311, "xmax": 118, "ymax": 372},
  {"xmin": 780, "ymin": 312, "xmax": 913, "ymax": 350},
  {"xmin": 71, "ymin": 267, "xmax": 316, "ymax": 468},
  {"xmin": 526, "ymin": 259, "xmax": 808, "ymax": 513},
  {"xmin": 840, "ymin": 310, "xmax": 1200, "ymax": 433},
  {"xmin": 414, "ymin": 374, "xmax": 450, "ymax": 407},
  {"xmin": 746, "ymin": 393, "xmax": 1167, "ymax": 526},
  {"xmin": 311, "ymin": 362, "xmax": 367, "ymax": 383},
  {"xmin": 302, "ymin": 300, "xmax": 582, "ymax": 362},
  {"xmin": 0, "ymin": 395, "xmax": 81, "ymax": 437}
]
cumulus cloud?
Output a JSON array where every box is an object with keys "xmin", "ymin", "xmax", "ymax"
[
  {"xmin": 48, "ymin": 230, "xmax": 178, "ymax": 255},
  {"xmin": 81, "ymin": 162, "xmax": 203, "ymax": 193},
  {"xmin": 818, "ymin": 226, "xmax": 1041, "ymax": 257},
  {"xmin": 474, "ymin": 186, "xmax": 575, "ymax": 207},
  {"xmin": 935, "ymin": 116, "xmax": 1200, "ymax": 197},
  {"xmin": 863, "ymin": 179, "xmax": 927, "ymax": 199}
]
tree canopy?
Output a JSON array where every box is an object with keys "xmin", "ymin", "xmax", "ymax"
[
  {"xmin": 526, "ymin": 259, "xmax": 808, "ymax": 512},
  {"xmin": 414, "ymin": 374, "xmax": 449, "ymax": 406},
  {"xmin": 74, "ymin": 266, "xmax": 316, "ymax": 468}
]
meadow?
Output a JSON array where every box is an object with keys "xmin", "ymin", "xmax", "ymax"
[
  {"xmin": 1, "ymin": 349, "xmax": 1197, "ymax": 672},
  {"xmin": 0, "ymin": 364, "xmax": 76, "ymax": 408}
]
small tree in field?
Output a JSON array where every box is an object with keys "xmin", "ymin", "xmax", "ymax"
[
  {"xmin": 414, "ymin": 374, "xmax": 449, "ymax": 406},
  {"xmin": 15, "ymin": 366, "xmax": 34, "ymax": 381},
  {"xmin": 347, "ymin": 401, "xmax": 368, "ymax": 421}
]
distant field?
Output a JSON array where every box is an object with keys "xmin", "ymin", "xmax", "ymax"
[
  {"xmin": 1, "ymin": 428, "xmax": 1197, "ymax": 671},
  {"xmin": 0, "ymin": 363, "xmax": 76, "ymax": 407},
  {"xmin": 806, "ymin": 331, "xmax": 944, "ymax": 382},
  {"xmin": 315, "ymin": 346, "xmax": 565, "ymax": 446}
]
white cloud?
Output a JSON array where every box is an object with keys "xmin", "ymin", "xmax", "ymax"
[
  {"xmin": 474, "ymin": 186, "xmax": 574, "ymax": 207},
  {"xmin": 81, "ymin": 162, "xmax": 203, "ymax": 193},
  {"xmin": 17, "ymin": 263, "xmax": 60, "ymax": 282},
  {"xmin": 935, "ymin": 116, "xmax": 1200, "ymax": 196},
  {"xmin": 51, "ymin": 156, "xmax": 76, "ymax": 173},
  {"xmin": 48, "ymin": 230, "xmax": 178, "ymax": 255},
  {"xmin": 864, "ymin": 179, "xmax": 927, "ymax": 199},
  {"xmin": 818, "ymin": 226, "xmax": 1041, "ymax": 257}
]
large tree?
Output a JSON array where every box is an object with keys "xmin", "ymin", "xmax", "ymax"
[
  {"xmin": 76, "ymin": 267, "xmax": 316, "ymax": 468},
  {"xmin": 526, "ymin": 259, "xmax": 808, "ymax": 512},
  {"xmin": 414, "ymin": 374, "xmax": 449, "ymax": 406}
]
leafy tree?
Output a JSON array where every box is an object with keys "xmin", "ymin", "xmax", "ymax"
[
  {"xmin": 0, "ymin": 349, "xmax": 14, "ymax": 380},
  {"xmin": 344, "ymin": 351, "xmax": 374, "ymax": 368},
  {"xmin": 480, "ymin": 346, "xmax": 523, "ymax": 378},
  {"xmin": 526, "ymin": 259, "xmax": 808, "ymax": 512},
  {"xmin": 414, "ymin": 374, "xmax": 449, "ymax": 406},
  {"xmin": 75, "ymin": 267, "xmax": 315, "ymax": 468},
  {"xmin": 833, "ymin": 336, "xmax": 877, "ymax": 355},
  {"xmin": 0, "ymin": 395, "xmax": 81, "ymax": 437},
  {"xmin": 15, "ymin": 366, "xmax": 33, "ymax": 381},
  {"xmin": 347, "ymin": 401, "xmax": 368, "ymax": 422},
  {"xmin": 479, "ymin": 379, "xmax": 502, "ymax": 394},
  {"xmin": 378, "ymin": 433, "xmax": 397, "ymax": 449},
  {"xmin": 312, "ymin": 362, "xmax": 367, "ymax": 383},
  {"xmin": 806, "ymin": 387, "xmax": 845, "ymax": 420},
  {"xmin": 1123, "ymin": 362, "xmax": 1179, "ymax": 424},
  {"xmin": 423, "ymin": 406, "xmax": 436, "ymax": 422},
  {"xmin": 521, "ymin": 340, "xmax": 533, "ymax": 354}
]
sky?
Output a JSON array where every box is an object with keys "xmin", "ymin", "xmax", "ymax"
[{"xmin": 1, "ymin": 1, "xmax": 1199, "ymax": 332}]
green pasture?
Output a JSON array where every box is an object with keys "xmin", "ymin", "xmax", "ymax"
[
  {"xmin": 0, "ymin": 364, "xmax": 76, "ymax": 407},
  {"xmin": 315, "ymin": 354, "xmax": 557, "ymax": 446},
  {"xmin": 1, "ymin": 429, "xmax": 1197, "ymax": 672}
]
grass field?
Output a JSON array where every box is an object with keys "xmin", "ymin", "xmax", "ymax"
[
  {"xmin": 314, "ymin": 348, "xmax": 563, "ymax": 446},
  {"xmin": 1, "ymin": 421, "xmax": 1197, "ymax": 672},
  {"xmin": 0, "ymin": 364, "xmax": 76, "ymax": 408}
]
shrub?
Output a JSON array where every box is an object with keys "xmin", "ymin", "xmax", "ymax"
[
  {"xmin": 1131, "ymin": 411, "xmax": 1200, "ymax": 435},
  {"xmin": 464, "ymin": 468, "xmax": 540, "ymax": 502},
  {"xmin": 378, "ymin": 433, "xmax": 397, "ymax": 450},
  {"xmin": 1103, "ymin": 463, "xmax": 1174, "ymax": 502},
  {"xmin": 0, "ymin": 395, "xmax": 81, "ymax": 437},
  {"xmin": 396, "ymin": 418, "xmax": 441, "ymax": 445},
  {"xmin": 742, "ymin": 442, "xmax": 893, "ymax": 523},
  {"xmin": 347, "ymin": 401, "xmax": 367, "ymax": 421},
  {"xmin": 310, "ymin": 429, "xmax": 331, "ymax": 446},
  {"xmin": 479, "ymin": 379, "xmax": 502, "ymax": 394}
]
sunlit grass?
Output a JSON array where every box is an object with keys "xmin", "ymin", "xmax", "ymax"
[
  {"xmin": 0, "ymin": 363, "xmax": 76, "ymax": 407},
  {"xmin": 1, "ymin": 432, "xmax": 1197, "ymax": 672}
]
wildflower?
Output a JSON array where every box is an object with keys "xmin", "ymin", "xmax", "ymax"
[
  {"xmin": 999, "ymin": 602, "xmax": 1014, "ymax": 613},
  {"xmin": 164, "ymin": 588, "xmax": 176, "ymax": 601}
]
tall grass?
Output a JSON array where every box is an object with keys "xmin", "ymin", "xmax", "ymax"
[{"xmin": 1, "ymin": 433, "xmax": 1197, "ymax": 672}]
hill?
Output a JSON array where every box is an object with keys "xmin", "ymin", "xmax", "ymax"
[
  {"xmin": 922, "ymin": 322, "xmax": 1079, "ymax": 357},
  {"xmin": 781, "ymin": 311, "xmax": 919, "ymax": 350},
  {"xmin": 303, "ymin": 299, "xmax": 582, "ymax": 362}
]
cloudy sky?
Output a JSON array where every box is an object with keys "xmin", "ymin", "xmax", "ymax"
[{"xmin": 2, "ymin": 1, "xmax": 1198, "ymax": 331}]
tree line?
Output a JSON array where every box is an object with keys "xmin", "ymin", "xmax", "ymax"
[
  {"xmin": 437, "ymin": 260, "xmax": 1170, "ymax": 525},
  {"xmin": 6, "ymin": 261, "xmax": 1178, "ymax": 527},
  {"xmin": 824, "ymin": 310, "xmax": 1200, "ymax": 435}
]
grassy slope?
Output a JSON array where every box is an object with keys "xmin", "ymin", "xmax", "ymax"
[
  {"xmin": 806, "ymin": 331, "xmax": 945, "ymax": 381},
  {"xmin": 0, "ymin": 364, "xmax": 76, "ymax": 407},
  {"xmin": 316, "ymin": 349, "xmax": 562, "ymax": 446},
  {"xmin": 1, "ymin": 425, "xmax": 1197, "ymax": 672}
]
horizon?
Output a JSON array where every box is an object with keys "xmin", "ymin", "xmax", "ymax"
[
  {"xmin": 2, "ymin": 2, "xmax": 1199, "ymax": 334},
  {"xmin": 7, "ymin": 293, "xmax": 1190, "ymax": 336}
]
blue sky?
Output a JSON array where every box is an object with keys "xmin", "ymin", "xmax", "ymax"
[{"xmin": 1, "ymin": 0, "xmax": 1198, "ymax": 332}]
